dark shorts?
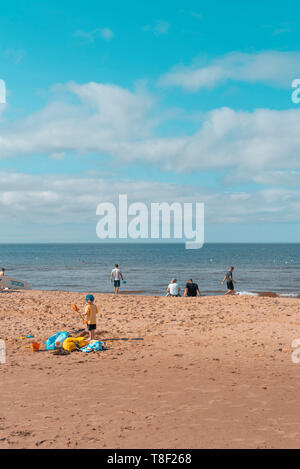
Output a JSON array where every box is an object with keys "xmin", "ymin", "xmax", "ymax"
[
  {"xmin": 114, "ymin": 280, "xmax": 121, "ymax": 287},
  {"xmin": 87, "ymin": 324, "xmax": 96, "ymax": 331},
  {"xmin": 227, "ymin": 281, "xmax": 234, "ymax": 291}
]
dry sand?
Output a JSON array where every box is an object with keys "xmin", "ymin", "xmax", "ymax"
[{"xmin": 0, "ymin": 290, "xmax": 300, "ymax": 449}]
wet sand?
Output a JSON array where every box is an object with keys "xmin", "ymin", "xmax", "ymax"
[{"xmin": 1, "ymin": 290, "xmax": 300, "ymax": 449}]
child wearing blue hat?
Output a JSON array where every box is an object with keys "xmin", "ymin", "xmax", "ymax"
[{"xmin": 84, "ymin": 294, "xmax": 99, "ymax": 341}]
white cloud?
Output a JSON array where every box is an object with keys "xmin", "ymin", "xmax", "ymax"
[
  {"xmin": 1, "ymin": 172, "xmax": 300, "ymax": 229},
  {"xmin": 263, "ymin": 23, "xmax": 293, "ymax": 36},
  {"xmin": 250, "ymin": 170, "xmax": 300, "ymax": 187},
  {"xmin": 51, "ymin": 152, "xmax": 65, "ymax": 160},
  {"xmin": 99, "ymin": 28, "xmax": 114, "ymax": 41},
  {"xmin": 74, "ymin": 28, "xmax": 114, "ymax": 42},
  {"xmin": 143, "ymin": 20, "xmax": 170, "ymax": 36},
  {"xmin": 1, "ymin": 81, "xmax": 300, "ymax": 181},
  {"xmin": 0, "ymin": 82, "xmax": 155, "ymax": 157},
  {"xmin": 159, "ymin": 51, "xmax": 300, "ymax": 91}
]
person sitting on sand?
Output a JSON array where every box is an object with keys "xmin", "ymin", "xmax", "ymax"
[
  {"xmin": 184, "ymin": 279, "xmax": 200, "ymax": 297},
  {"xmin": 84, "ymin": 294, "xmax": 99, "ymax": 341},
  {"xmin": 110, "ymin": 264, "xmax": 124, "ymax": 296},
  {"xmin": 166, "ymin": 278, "xmax": 181, "ymax": 297},
  {"xmin": 221, "ymin": 266, "xmax": 235, "ymax": 295}
]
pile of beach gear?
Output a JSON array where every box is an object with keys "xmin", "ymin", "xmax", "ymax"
[{"xmin": 45, "ymin": 331, "xmax": 103, "ymax": 353}]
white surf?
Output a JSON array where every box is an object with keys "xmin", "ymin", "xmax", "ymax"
[{"xmin": 235, "ymin": 291, "xmax": 258, "ymax": 296}]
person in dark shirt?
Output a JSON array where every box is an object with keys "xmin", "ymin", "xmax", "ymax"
[
  {"xmin": 221, "ymin": 266, "xmax": 235, "ymax": 295},
  {"xmin": 184, "ymin": 279, "xmax": 201, "ymax": 297}
]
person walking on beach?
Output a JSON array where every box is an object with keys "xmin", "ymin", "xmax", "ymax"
[
  {"xmin": 221, "ymin": 266, "xmax": 235, "ymax": 295},
  {"xmin": 184, "ymin": 279, "xmax": 201, "ymax": 297},
  {"xmin": 166, "ymin": 278, "xmax": 181, "ymax": 297},
  {"xmin": 110, "ymin": 264, "xmax": 124, "ymax": 295},
  {"xmin": 0, "ymin": 268, "xmax": 5, "ymax": 291},
  {"xmin": 84, "ymin": 294, "xmax": 99, "ymax": 341}
]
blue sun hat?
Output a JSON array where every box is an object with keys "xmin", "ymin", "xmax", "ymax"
[{"xmin": 86, "ymin": 294, "xmax": 95, "ymax": 302}]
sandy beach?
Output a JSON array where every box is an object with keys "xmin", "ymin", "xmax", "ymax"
[{"xmin": 0, "ymin": 290, "xmax": 300, "ymax": 449}]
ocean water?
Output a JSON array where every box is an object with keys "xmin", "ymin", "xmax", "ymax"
[{"xmin": 0, "ymin": 243, "xmax": 299, "ymax": 296}]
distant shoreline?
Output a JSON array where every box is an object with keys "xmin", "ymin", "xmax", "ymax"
[{"xmin": 2, "ymin": 289, "xmax": 300, "ymax": 299}]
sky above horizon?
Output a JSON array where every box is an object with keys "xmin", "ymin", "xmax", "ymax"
[{"xmin": 1, "ymin": 0, "xmax": 300, "ymax": 243}]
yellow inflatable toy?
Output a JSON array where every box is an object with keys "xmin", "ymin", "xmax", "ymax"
[{"xmin": 63, "ymin": 337, "xmax": 88, "ymax": 352}]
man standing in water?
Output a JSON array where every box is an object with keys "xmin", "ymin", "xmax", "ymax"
[
  {"xmin": 221, "ymin": 266, "xmax": 235, "ymax": 295},
  {"xmin": 110, "ymin": 264, "xmax": 124, "ymax": 296}
]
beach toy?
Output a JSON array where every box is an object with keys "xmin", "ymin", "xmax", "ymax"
[
  {"xmin": 72, "ymin": 304, "xmax": 87, "ymax": 324},
  {"xmin": 63, "ymin": 337, "xmax": 88, "ymax": 352},
  {"xmin": 81, "ymin": 340, "xmax": 103, "ymax": 353},
  {"xmin": 31, "ymin": 342, "xmax": 40, "ymax": 351},
  {"xmin": 55, "ymin": 332, "xmax": 69, "ymax": 349},
  {"xmin": 45, "ymin": 332, "xmax": 68, "ymax": 350},
  {"xmin": 20, "ymin": 334, "xmax": 34, "ymax": 340}
]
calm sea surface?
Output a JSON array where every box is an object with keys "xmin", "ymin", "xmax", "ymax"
[{"xmin": 0, "ymin": 243, "xmax": 299, "ymax": 296}]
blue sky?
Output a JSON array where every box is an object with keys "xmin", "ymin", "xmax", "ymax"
[{"xmin": 1, "ymin": 0, "xmax": 300, "ymax": 242}]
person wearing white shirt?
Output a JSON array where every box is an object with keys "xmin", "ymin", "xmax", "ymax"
[
  {"xmin": 110, "ymin": 264, "xmax": 124, "ymax": 295},
  {"xmin": 166, "ymin": 278, "xmax": 181, "ymax": 297}
]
